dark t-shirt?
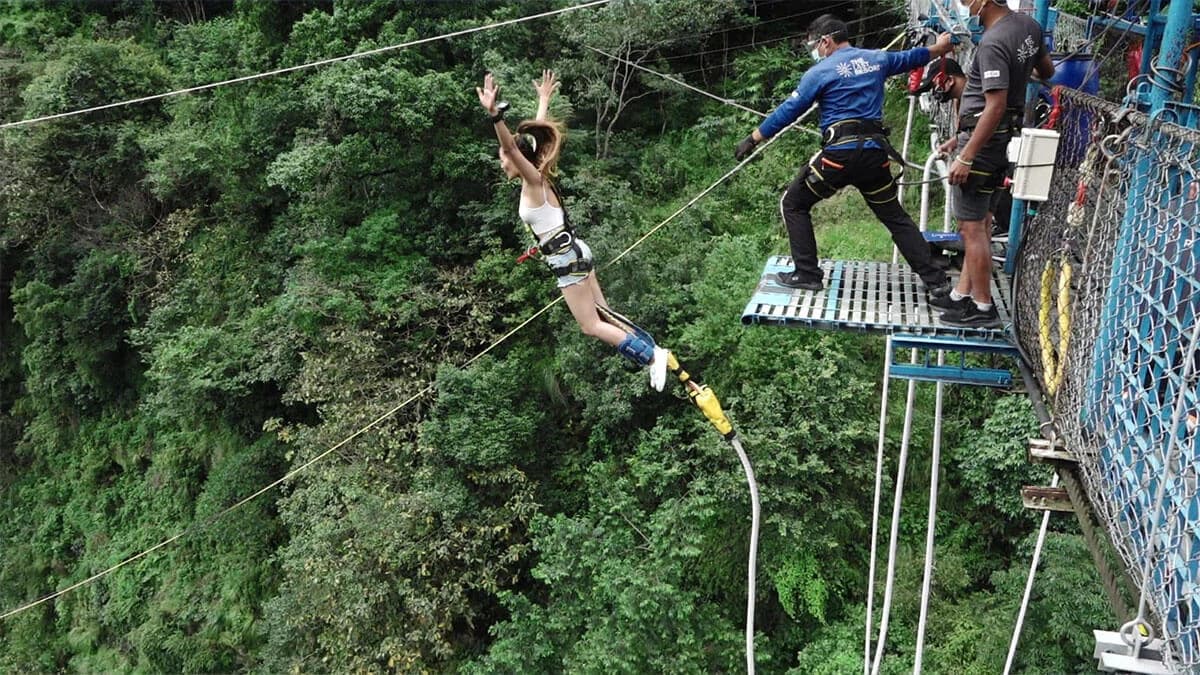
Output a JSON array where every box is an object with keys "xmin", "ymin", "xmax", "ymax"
[{"xmin": 960, "ymin": 12, "xmax": 1046, "ymax": 119}]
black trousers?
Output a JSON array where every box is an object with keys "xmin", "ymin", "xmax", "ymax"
[{"xmin": 781, "ymin": 147, "xmax": 946, "ymax": 285}]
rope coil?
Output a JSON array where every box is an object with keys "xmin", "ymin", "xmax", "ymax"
[{"xmin": 1038, "ymin": 255, "xmax": 1072, "ymax": 397}]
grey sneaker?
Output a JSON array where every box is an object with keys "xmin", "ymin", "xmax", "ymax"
[
  {"xmin": 928, "ymin": 294, "xmax": 972, "ymax": 312},
  {"xmin": 940, "ymin": 302, "xmax": 1002, "ymax": 328},
  {"xmin": 774, "ymin": 271, "xmax": 824, "ymax": 291}
]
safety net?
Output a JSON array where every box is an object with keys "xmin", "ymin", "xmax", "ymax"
[{"xmin": 1014, "ymin": 85, "xmax": 1200, "ymax": 669}]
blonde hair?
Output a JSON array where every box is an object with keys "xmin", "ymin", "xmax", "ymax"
[{"xmin": 515, "ymin": 119, "xmax": 564, "ymax": 177}]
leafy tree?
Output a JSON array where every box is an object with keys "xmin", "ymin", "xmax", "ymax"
[
  {"xmin": 0, "ymin": 1, "xmax": 1121, "ymax": 671},
  {"xmin": 559, "ymin": 0, "xmax": 741, "ymax": 157}
]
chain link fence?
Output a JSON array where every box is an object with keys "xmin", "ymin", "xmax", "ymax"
[
  {"xmin": 1053, "ymin": 11, "xmax": 1091, "ymax": 54},
  {"xmin": 1014, "ymin": 86, "xmax": 1200, "ymax": 671},
  {"xmin": 899, "ymin": 2, "xmax": 1200, "ymax": 668}
]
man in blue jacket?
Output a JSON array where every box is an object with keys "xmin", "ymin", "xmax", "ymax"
[{"xmin": 735, "ymin": 15, "xmax": 953, "ymax": 294}]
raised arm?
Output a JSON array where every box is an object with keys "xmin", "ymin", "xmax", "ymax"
[
  {"xmin": 533, "ymin": 69, "xmax": 559, "ymax": 121},
  {"xmin": 477, "ymin": 72, "xmax": 543, "ymax": 185},
  {"xmin": 734, "ymin": 70, "xmax": 821, "ymax": 160},
  {"xmin": 884, "ymin": 33, "xmax": 952, "ymax": 76}
]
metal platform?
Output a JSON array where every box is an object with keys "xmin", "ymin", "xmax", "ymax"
[{"xmin": 740, "ymin": 256, "xmax": 1015, "ymax": 340}]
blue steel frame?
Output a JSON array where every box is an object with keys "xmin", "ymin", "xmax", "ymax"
[
  {"xmin": 889, "ymin": 333, "xmax": 1020, "ymax": 387},
  {"xmin": 1004, "ymin": 2, "xmax": 1200, "ymax": 272},
  {"xmin": 1076, "ymin": 0, "xmax": 1200, "ymax": 662},
  {"xmin": 1004, "ymin": 0, "xmax": 1053, "ymax": 276},
  {"xmin": 915, "ymin": 0, "xmax": 1200, "ymax": 659}
]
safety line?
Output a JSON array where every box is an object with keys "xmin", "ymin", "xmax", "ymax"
[
  {"xmin": 651, "ymin": 1, "xmax": 857, "ymax": 62},
  {"xmin": 913, "ymin": 361, "xmax": 946, "ymax": 672},
  {"xmin": 591, "ymin": 28, "xmax": 904, "ymax": 145},
  {"xmin": 846, "ymin": 5, "xmax": 905, "ymax": 27},
  {"xmin": 673, "ymin": 1, "xmax": 856, "ymax": 45},
  {"xmin": 585, "ymin": 46, "xmax": 770, "ymax": 118},
  {"xmin": 0, "ymin": 0, "xmax": 611, "ymax": 130},
  {"xmin": 863, "ymin": 340, "xmax": 894, "ymax": 675},
  {"xmin": 605, "ymin": 105, "xmax": 814, "ymax": 269},
  {"xmin": 1003, "ymin": 471, "xmax": 1059, "ymax": 675},
  {"xmin": 869, "ymin": 362, "xmax": 918, "ymax": 675},
  {"xmin": 658, "ymin": 3, "xmax": 903, "ymax": 65},
  {"xmin": 662, "ymin": 23, "xmax": 907, "ymax": 80},
  {"xmin": 0, "ymin": 100, "xmax": 816, "ymax": 626},
  {"xmin": 730, "ymin": 435, "xmax": 762, "ymax": 675}
]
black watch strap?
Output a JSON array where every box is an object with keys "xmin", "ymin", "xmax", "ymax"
[{"xmin": 491, "ymin": 100, "xmax": 510, "ymax": 123}]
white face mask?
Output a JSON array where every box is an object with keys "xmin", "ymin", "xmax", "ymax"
[
  {"xmin": 808, "ymin": 35, "xmax": 826, "ymax": 63},
  {"xmin": 954, "ymin": 0, "xmax": 984, "ymax": 29}
]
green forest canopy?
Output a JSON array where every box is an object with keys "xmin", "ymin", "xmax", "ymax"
[{"xmin": 1, "ymin": 1, "xmax": 1111, "ymax": 671}]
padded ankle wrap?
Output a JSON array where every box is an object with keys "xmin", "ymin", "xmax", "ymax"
[{"xmin": 616, "ymin": 333, "xmax": 655, "ymax": 366}]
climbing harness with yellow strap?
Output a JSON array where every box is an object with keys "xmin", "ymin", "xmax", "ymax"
[{"xmin": 823, "ymin": 118, "xmax": 909, "ymax": 175}]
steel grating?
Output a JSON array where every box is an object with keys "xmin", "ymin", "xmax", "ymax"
[{"xmin": 740, "ymin": 256, "xmax": 1015, "ymax": 340}]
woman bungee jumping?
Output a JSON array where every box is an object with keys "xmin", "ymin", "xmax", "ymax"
[{"xmin": 477, "ymin": 70, "xmax": 670, "ymax": 391}]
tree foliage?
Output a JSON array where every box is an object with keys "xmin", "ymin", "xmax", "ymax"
[{"xmin": 1, "ymin": 1, "xmax": 1116, "ymax": 671}]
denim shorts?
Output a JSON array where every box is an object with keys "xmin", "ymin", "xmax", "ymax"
[{"xmin": 544, "ymin": 237, "xmax": 593, "ymax": 288}]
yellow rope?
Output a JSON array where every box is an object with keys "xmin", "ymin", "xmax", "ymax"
[{"xmin": 1038, "ymin": 256, "xmax": 1073, "ymax": 396}]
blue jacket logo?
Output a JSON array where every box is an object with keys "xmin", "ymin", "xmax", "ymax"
[{"xmin": 836, "ymin": 57, "xmax": 881, "ymax": 78}]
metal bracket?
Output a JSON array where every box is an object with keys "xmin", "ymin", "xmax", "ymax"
[
  {"xmin": 1027, "ymin": 437, "xmax": 1078, "ymax": 464},
  {"xmin": 1021, "ymin": 485, "xmax": 1074, "ymax": 512},
  {"xmin": 1094, "ymin": 630, "xmax": 1169, "ymax": 673}
]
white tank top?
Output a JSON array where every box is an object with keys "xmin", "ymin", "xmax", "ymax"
[{"xmin": 517, "ymin": 183, "xmax": 564, "ymax": 242}]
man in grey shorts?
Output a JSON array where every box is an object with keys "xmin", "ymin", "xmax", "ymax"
[{"xmin": 935, "ymin": 0, "xmax": 1054, "ymax": 328}]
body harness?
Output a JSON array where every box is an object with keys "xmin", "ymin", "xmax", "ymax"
[
  {"xmin": 822, "ymin": 118, "xmax": 907, "ymax": 169},
  {"xmin": 515, "ymin": 180, "xmax": 593, "ymax": 278},
  {"xmin": 800, "ymin": 118, "xmax": 909, "ymax": 199},
  {"xmin": 955, "ymin": 107, "xmax": 1025, "ymax": 193},
  {"xmin": 958, "ymin": 106, "xmax": 1025, "ymax": 136}
]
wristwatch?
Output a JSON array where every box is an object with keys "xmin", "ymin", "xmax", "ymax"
[{"xmin": 491, "ymin": 100, "xmax": 510, "ymax": 123}]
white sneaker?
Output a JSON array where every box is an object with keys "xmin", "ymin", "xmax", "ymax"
[{"xmin": 649, "ymin": 347, "xmax": 669, "ymax": 392}]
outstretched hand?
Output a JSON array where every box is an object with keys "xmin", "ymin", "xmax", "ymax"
[
  {"xmin": 477, "ymin": 73, "xmax": 499, "ymax": 114},
  {"xmin": 734, "ymin": 135, "xmax": 758, "ymax": 161},
  {"xmin": 533, "ymin": 69, "xmax": 560, "ymax": 100},
  {"xmin": 932, "ymin": 32, "xmax": 953, "ymax": 57}
]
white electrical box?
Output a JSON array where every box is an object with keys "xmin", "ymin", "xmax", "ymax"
[
  {"xmin": 1006, "ymin": 135, "xmax": 1021, "ymax": 163},
  {"xmin": 1011, "ymin": 127, "xmax": 1060, "ymax": 202}
]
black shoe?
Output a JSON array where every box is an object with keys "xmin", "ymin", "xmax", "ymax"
[
  {"xmin": 940, "ymin": 302, "xmax": 1002, "ymax": 328},
  {"xmin": 774, "ymin": 271, "xmax": 824, "ymax": 290},
  {"xmin": 928, "ymin": 294, "xmax": 971, "ymax": 312},
  {"xmin": 925, "ymin": 278, "xmax": 953, "ymax": 298}
]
